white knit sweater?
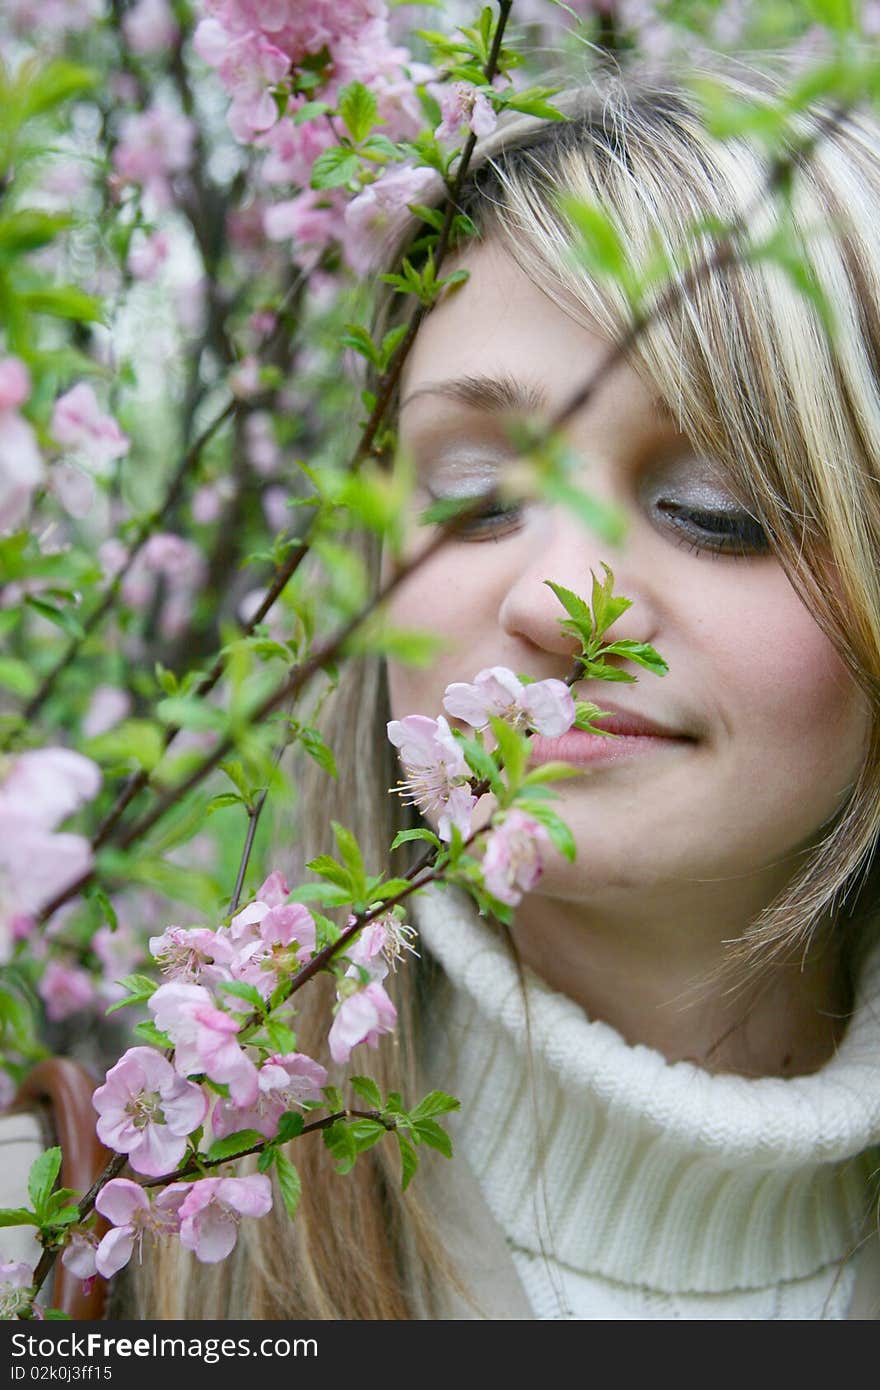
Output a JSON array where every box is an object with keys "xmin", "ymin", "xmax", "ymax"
[{"xmin": 412, "ymin": 881, "xmax": 880, "ymax": 1320}]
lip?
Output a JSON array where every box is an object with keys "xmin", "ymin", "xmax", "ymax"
[{"xmin": 527, "ymin": 704, "xmax": 695, "ymax": 769}]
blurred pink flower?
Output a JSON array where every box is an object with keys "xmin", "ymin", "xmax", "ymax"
[
  {"xmin": 0, "ymin": 1260, "xmax": 33, "ymax": 1320},
  {"xmin": 0, "ymin": 408, "xmax": 44, "ymax": 531},
  {"xmin": 51, "ymin": 384, "xmax": 129, "ymax": 473},
  {"xmin": 38, "ymin": 958, "xmax": 97, "ymax": 1021},
  {"xmin": 94, "ymin": 1046, "xmax": 207, "ymax": 1176},
  {"xmin": 0, "ymin": 357, "xmax": 30, "ymax": 411},
  {"xmin": 177, "ymin": 1175, "xmax": 273, "ymax": 1263},
  {"xmin": 128, "ymin": 229, "xmax": 171, "ymax": 281},
  {"xmin": 113, "ymin": 106, "xmax": 195, "ymax": 207},
  {"xmin": 61, "ymin": 1232, "xmax": 98, "ymax": 1282},
  {"xmin": 0, "ymin": 747, "xmax": 101, "ymax": 830},
  {"xmin": 122, "ymin": 0, "xmax": 179, "ymax": 53},
  {"xmin": 83, "ymin": 685, "xmax": 132, "ymax": 738},
  {"xmin": 343, "ymin": 164, "xmax": 442, "ymax": 275},
  {"xmin": 480, "ymin": 809, "xmax": 552, "ymax": 907}
]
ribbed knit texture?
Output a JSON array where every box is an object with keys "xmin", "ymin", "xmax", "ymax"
[{"xmin": 412, "ymin": 881, "xmax": 880, "ymax": 1320}]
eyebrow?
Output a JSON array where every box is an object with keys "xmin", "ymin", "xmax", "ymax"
[
  {"xmin": 399, "ymin": 370, "xmax": 676, "ymax": 425},
  {"xmin": 399, "ymin": 372, "xmax": 548, "ymax": 416}
]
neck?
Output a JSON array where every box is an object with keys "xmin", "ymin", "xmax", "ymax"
[{"xmin": 509, "ymin": 874, "xmax": 849, "ymax": 1077}]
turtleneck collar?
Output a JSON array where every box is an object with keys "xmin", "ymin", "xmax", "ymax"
[{"xmin": 412, "ymin": 881, "xmax": 880, "ymax": 1294}]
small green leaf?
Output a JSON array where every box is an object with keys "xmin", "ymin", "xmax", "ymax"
[
  {"xmin": 412, "ymin": 1117, "xmax": 453, "ymax": 1158},
  {"xmin": 323, "ymin": 1118, "xmax": 358, "ymax": 1174},
  {"xmin": 338, "ymin": 80, "xmax": 380, "ymax": 143},
  {"xmin": 390, "ymin": 827, "xmax": 442, "ymax": 851},
  {"xmin": 206, "ymin": 1129, "xmax": 265, "ymax": 1163},
  {"xmin": 265, "ymin": 1019, "xmax": 298, "ymax": 1053},
  {"xmin": 274, "ymin": 1150, "xmax": 302, "ymax": 1219},
  {"xmin": 0, "ymin": 1208, "xmax": 39, "ymax": 1227},
  {"xmin": 349, "ymin": 1119, "xmax": 386, "ymax": 1151},
  {"xmin": 599, "ymin": 639, "xmax": 669, "ymax": 676},
  {"xmin": 276, "ymin": 1111, "xmax": 306, "ymax": 1144},
  {"xmin": 331, "ymin": 822, "xmax": 367, "ymax": 899},
  {"xmin": 298, "ymin": 725, "xmax": 338, "ymax": 779},
  {"xmin": 0, "ymin": 657, "xmax": 37, "ymax": 698},
  {"xmin": 133, "ymin": 1020, "xmax": 172, "ymax": 1048},
  {"xmin": 25, "ymin": 596, "xmax": 84, "ymax": 639},
  {"xmin": 28, "ymin": 1148, "xmax": 62, "ymax": 1219},
  {"xmin": 409, "ymin": 1090, "xmax": 460, "ymax": 1121},
  {"xmin": 397, "ymin": 1133, "xmax": 418, "ymax": 1190},
  {"xmin": 217, "ymin": 980, "xmax": 265, "ymax": 1013},
  {"xmin": 311, "ymin": 146, "xmax": 360, "ymax": 189},
  {"xmin": 349, "ymin": 1076, "xmax": 382, "ymax": 1109}
]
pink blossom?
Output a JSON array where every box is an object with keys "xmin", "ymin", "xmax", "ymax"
[
  {"xmin": 39, "ymin": 959, "xmax": 96, "ymax": 1021},
  {"xmin": 149, "ymin": 925, "xmax": 226, "ymax": 983},
  {"xmin": 83, "ymin": 684, "xmax": 132, "ymax": 738},
  {"xmin": 194, "ymin": 24, "xmax": 289, "ymax": 141},
  {"xmin": 443, "ymin": 666, "xmax": 576, "ymax": 739},
  {"xmin": 122, "ymin": 0, "xmax": 179, "ymax": 53},
  {"xmin": 434, "ymin": 81, "xmax": 498, "ymax": 144},
  {"xmin": 191, "ymin": 483, "xmax": 223, "ymax": 524},
  {"xmin": 61, "ymin": 1233, "xmax": 98, "ymax": 1281},
  {"xmin": 257, "ymin": 113, "xmax": 332, "ymax": 187},
  {"xmin": 177, "ymin": 1175, "xmax": 272, "ymax": 1263},
  {"xmin": 0, "ymin": 357, "xmax": 30, "ymax": 411},
  {"xmin": 257, "ymin": 870, "xmax": 289, "ymax": 906},
  {"xmin": 113, "ymin": 106, "xmax": 195, "ymax": 207},
  {"xmin": 51, "ymin": 384, "xmax": 129, "ymax": 473},
  {"xmin": 0, "ymin": 814, "xmax": 93, "ymax": 963},
  {"xmin": 94, "ymin": 1046, "xmax": 207, "ymax": 1177},
  {"xmin": 94, "ymin": 1179, "xmax": 189, "ymax": 1278},
  {"xmin": 229, "ymin": 356, "xmax": 262, "ymax": 399},
  {"xmin": 387, "ymin": 714, "xmax": 476, "ymax": 842},
  {"xmin": 0, "ymin": 408, "xmax": 44, "ymax": 531},
  {"xmin": 0, "ymin": 1261, "xmax": 33, "ymax": 1319},
  {"xmin": 328, "ymin": 981, "xmax": 397, "ymax": 1064},
  {"xmin": 263, "ymin": 189, "xmax": 344, "ymax": 260},
  {"xmin": 0, "ymin": 747, "xmax": 101, "ymax": 829},
  {"xmin": 480, "ymin": 809, "xmax": 552, "ymax": 907},
  {"xmin": 244, "ymin": 411, "xmax": 279, "ymax": 475},
  {"xmin": 52, "ymin": 461, "xmax": 95, "ymax": 517},
  {"xmin": 99, "ymin": 538, "xmax": 128, "ymax": 580},
  {"xmin": 128, "ymin": 229, "xmax": 171, "ymax": 281},
  {"xmin": 343, "ymin": 165, "xmax": 442, "ymax": 275},
  {"xmin": 3, "ymin": 0, "xmax": 102, "ymax": 36},
  {"xmin": 212, "ymin": 1050, "xmax": 327, "ymax": 1139},
  {"xmin": 344, "ymin": 910, "xmax": 416, "ymax": 984},
  {"xmin": 149, "ymin": 982, "xmax": 259, "ymax": 1105}
]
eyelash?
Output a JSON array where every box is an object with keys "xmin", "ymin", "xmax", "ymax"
[{"xmin": 426, "ymin": 492, "xmax": 771, "ymax": 558}]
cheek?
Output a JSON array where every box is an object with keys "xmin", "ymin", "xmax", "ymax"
[{"xmin": 708, "ymin": 569, "xmax": 870, "ymax": 824}]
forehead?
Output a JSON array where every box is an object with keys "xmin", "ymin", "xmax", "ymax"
[{"xmin": 398, "ymin": 239, "xmax": 674, "ymax": 437}]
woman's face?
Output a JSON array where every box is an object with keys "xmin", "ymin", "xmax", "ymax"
[{"xmin": 381, "ymin": 239, "xmax": 871, "ymax": 915}]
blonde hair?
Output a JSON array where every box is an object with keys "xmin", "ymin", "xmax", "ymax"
[{"xmin": 127, "ymin": 59, "xmax": 880, "ymax": 1319}]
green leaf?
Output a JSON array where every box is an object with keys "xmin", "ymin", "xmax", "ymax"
[
  {"xmin": 390, "ymin": 827, "xmax": 442, "ymax": 851},
  {"xmin": 28, "ymin": 1147, "xmax": 62, "ymax": 1219},
  {"xmin": 804, "ymin": 0, "xmax": 855, "ymax": 32},
  {"xmin": 544, "ymin": 578, "xmax": 592, "ymax": 629},
  {"xmin": 133, "ymin": 1020, "xmax": 173, "ymax": 1048},
  {"xmin": 156, "ymin": 696, "xmax": 227, "ymax": 733},
  {"xmin": 396, "ymin": 1133, "xmax": 418, "ymax": 1190},
  {"xmin": 412, "ymin": 1117, "xmax": 453, "ymax": 1157},
  {"xmin": 457, "ymin": 733, "xmax": 503, "ymax": 796},
  {"xmin": 599, "ymin": 639, "xmax": 669, "ymax": 676},
  {"xmin": 19, "ymin": 59, "xmax": 98, "ymax": 119},
  {"xmin": 340, "ymin": 323, "xmax": 380, "ymax": 366},
  {"xmin": 323, "ymin": 1118, "xmax": 358, "ymax": 1175},
  {"xmin": 305, "ymin": 854, "xmax": 352, "ymax": 892},
  {"xmin": 541, "ymin": 475, "xmax": 627, "ymax": 546},
  {"xmin": 298, "ymin": 725, "xmax": 338, "ymax": 779},
  {"xmin": 338, "ymin": 81, "xmax": 380, "ymax": 143},
  {"xmin": 0, "ymin": 1207, "xmax": 39, "ymax": 1227},
  {"xmin": 311, "ymin": 146, "xmax": 361, "ymax": 189},
  {"xmin": 513, "ymin": 803, "xmax": 576, "ymax": 863},
  {"xmin": 349, "ymin": 1119, "xmax": 386, "ymax": 1151},
  {"xmin": 84, "ymin": 719, "xmax": 165, "ymax": 773},
  {"xmin": 274, "ymin": 1150, "xmax": 302, "ymax": 1219},
  {"xmin": 590, "ymin": 562, "xmax": 632, "ymax": 640},
  {"xmin": 206, "ymin": 1129, "xmax": 265, "ymax": 1163},
  {"xmin": 520, "ymin": 761, "xmax": 586, "ymax": 787},
  {"xmin": 331, "ymin": 822, "xmax": 367, "ymax": 899},
  {"xmin": 409, "ymin": 1090, "xmax": 460, "ymax": 1121},
  {"xmin": 275, "ymin": 1111, "xmax": 306, "ymax": 1145},
  {"xmin": 293, "ymin": 100, "xmax": 331, "ymax": 124},
  {"xmin": 45, "ymin": 1205, "xmax": 81, "ymax": 1228},
  {"xmin": 0, "ymin": 656, "xmax": 37, "ymax": 698},
  {"xmin": 265, "ymin": 1019, "xmax": 298, "ymax": 1053},
  {"xmin": 0, "ymin": 210, "xmax": 73, "ymax": 255},
  {"xmin": 24, "ymin": 595, "xmax": 84, "ymax": 639},
  {"xmin": 217, "ymin": 980, "xmax": 265, "ymax": 1014},
  {"xmin": 488, "ymin": 715, "xmax": 528, "ymax": 793},
  {"xmin": 21, "ymin": 284, "xmax": 103, "ymax": 324},
  {"xmin": 349, "ymin": 1075, "xmax": 382, "ymax": 1109}
]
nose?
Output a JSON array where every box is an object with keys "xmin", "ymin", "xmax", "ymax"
[{"xmin": 497, "ymin": 503, "xmax": 662, "ymax": 674}]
